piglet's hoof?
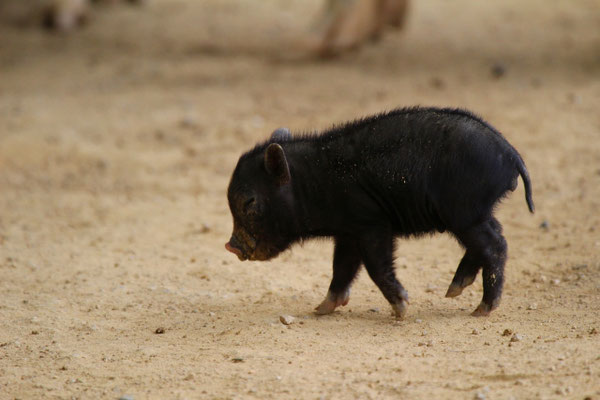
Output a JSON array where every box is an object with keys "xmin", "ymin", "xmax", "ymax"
[
  {"xmin": 391, "ymin": 300, "xmax": 408, "ymax": 320},
  {"xmin": 315, "ymin": 290, "xmax": 349, "ymax": 315},
  {"xmin": 445, "ymin": 283, "xmax": 464, "ymax": 298},
  {"xmin": 315, "ymin": 298, "xmax": 336, "ymax": 315},
  {"xmin": 471, "ymin": 301, "xmax": 498, "ymax": 317}
]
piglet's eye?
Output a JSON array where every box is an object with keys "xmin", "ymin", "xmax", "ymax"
[{"xmin": 243, "ymin": 197, "xmax": 256, "ymax": 214}]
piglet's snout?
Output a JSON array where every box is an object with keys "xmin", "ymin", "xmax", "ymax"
[
  {"xmin": 225, "ymin": 236, "xmax": 247, "ymax": 261},
  {"xmin": 225, "ymin": 241, "xmax": 240, "ymax": 255}
]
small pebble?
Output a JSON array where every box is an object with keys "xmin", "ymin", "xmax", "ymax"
[
  {"xmin": 551, "ymin": 279, "xmax": 561, "ymax": 285},
  {"xmin": 590, "ymin": 327, "xmax": 598, "ymax": 335},
  {"xmin": 155, "ymin": 327, "xmax": 165, "ymax": 334},
  {"xmin": 430, "ymin": 77, "xmax": 445, "ymax": 89},
  {"xmin": 179, "ymin": 115, "xmax": 198, "ymax": 129},
  {"xmin": 232, "ymin": 357, "xmax": 244, "ymax": 363},
  {"xmin": 502, "ymin": 329, "xmax": 513, "ymax": 336},
  {"xmin": 490, "ymin": 62, "xmax": 507, "ymax": 79},
  {"xmin": 415, "ymin": 319, "xmax": 423, "ymax": 324},
  {"xmin": 539, "ymin": 220, "xmax": 550, "ymax": 230},
  {"xmin": 368, "ymin": 308, "xmax": 380, "ymax": 313},
  {"xmin": 425, "ymin": 284, "xmax": 437, "ymax": 293},
  {"xmin": 279, "ymin": 315, "xmax": 295, "ymax": 325},
  {"xmin": 472, "ymin": 329, "xmax": 480, "ymax": 335},
  {"xmin": 200, "ymin": 223, "xmax": 211, "ymax": 233},
  {"xmin": 510, "ymin": 333, "xmax": 523, "ymax": 342},
  {"xmin": 119, "ymin": 396, "xmax": 135, "ymax": 400},
  {"xmin": 184, "ymin": 373, "xmax": 194, "ymax": 381},
  {"xmin": 527, "ymin": 303, "xmax": 537, "ymax": 310}
]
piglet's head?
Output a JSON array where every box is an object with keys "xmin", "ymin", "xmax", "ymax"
[{"xmin": 225, "ymin": 139, "xmax": 295, "ymax": 261}]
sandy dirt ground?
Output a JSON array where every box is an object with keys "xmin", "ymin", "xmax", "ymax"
[{"xmin": 1, "ymin": 0, "xmax": 599, "ymax": 399}]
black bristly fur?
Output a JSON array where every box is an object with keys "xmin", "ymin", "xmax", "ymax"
[{"xmin": 226, "ymin": 106, "xmax": 534, "ymax": 318}]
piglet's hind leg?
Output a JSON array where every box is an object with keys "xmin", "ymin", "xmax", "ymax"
[{"xmin": 456, "ymin": 217, "xmax": 507, "ymax": 316}]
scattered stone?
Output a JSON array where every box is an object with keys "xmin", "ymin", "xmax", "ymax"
[
  {"xmin": 474, "ymin": 391, "xmax": 486, "ymax": 400},
  {"xmin": 527, "ymin": 303, "xmax": 537, "ymax": 310},
  {"xmin": 539, "ymin": 220, "xmax": 550, "ymax": 231},
  {"xmin": 31, "ymin": 330, "xmax": 39, "ymax": 335},
  {"xmin": 425, "ymin": 283, "xmax": 437, "ymax": 293},
  {"xmin": 119, "ymin": 396, "xmax": 135, "ymax": 400},
  {"xmin": 368, "ymin": 308, "xmax": 380, "ymax": 313},
  {"xmin": 510, "ymin": 333, "xmax": 523, "ymax": 343},
  {"xmin": 472, "ymin": 329, "xmax": 480, "ymax": 335},
  {"xmin": 231, "ymin": 357, "xmax": 244, "ymax": 363},
  {"xmin": 590, "ymin": 327, "xmax": 598, "ymax": 335},
  {"xmin": 184, "ymin": 373, "xmax": 194, "ymax": 381},
  {"xmin": 430, "ymin": 77, "xmax": 445, "ymax": 89},
  {"xmin": 551, "ymin": 279, "xmax": 561, "ymax": 285},
  {"xmin": 567, "ymin": 92, "xmax": 582, "ymax": 105},
  {"xmin": 154, "ymin": 327, "xmax": 165, "ymax": 334},
  {"xmin": 179, "ymin": 115, "xmax": 198, "ymax": 130},
  {"xmin": 415, "ymin": 319, "xmax": 423, "ymax": 324},
  {"xmin": 208, "ymin": 312, "xmax": 215, "ymax": 317},
  {"xmin": 200, "ymin": 223, "xmax": 211, "ymax": 233},
  {"xmin": 490, "ymin": 62, "xmax": 507, "ymax": 79},
  {"xmin": 502, "ymin": 329, "xmax": 513, "ymax": 336},
  {"xmin": 279, "ymin": 315, "xmax": 295, "ymax": 325}
]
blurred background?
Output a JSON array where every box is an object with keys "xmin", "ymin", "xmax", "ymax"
[{"xmin": 1, "ymin": 1, "xmax": 599, "ymax": 399}]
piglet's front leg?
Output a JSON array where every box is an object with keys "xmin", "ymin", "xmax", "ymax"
[
  {"xmin": 315, "ymin": 236, "xmax": 362, "ymax": 315},
  {"xmin": 360, "ymin": 229, "xmax": 410, "ymax": 320}
]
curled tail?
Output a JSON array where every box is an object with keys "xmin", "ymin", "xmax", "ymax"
[{"xmin": 516, "ymin": 158, "xmax": 535, "ymax": 213}]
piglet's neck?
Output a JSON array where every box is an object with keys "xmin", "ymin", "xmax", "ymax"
[{"xmin": 285, "ymin": 144, "xmax": 340, "ymax": 238}]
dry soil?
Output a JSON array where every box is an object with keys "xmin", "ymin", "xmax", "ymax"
[{"xmin": 1, "ymin": 1, "xmax": 599, "ymax": 399}]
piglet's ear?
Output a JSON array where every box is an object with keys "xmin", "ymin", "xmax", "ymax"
[
  {"xmin": 270, "ymin": 127, "xmax": 291, "ymax": 142},
  {"xmin": 264, "ymin": 143, "xmax": 291, "ymax": 186}
]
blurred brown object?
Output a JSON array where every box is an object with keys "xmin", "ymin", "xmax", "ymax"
[
  {"xmin": 42, "ymin": 0, "xmax": 89, "ymax": 31},
  {"xmin": 0, "ymin": 0, "xmax": 143, "ymax": 32},
  {"xmin": 304, "ymin": 0, "xmax": 410, "ymax": 57}
]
